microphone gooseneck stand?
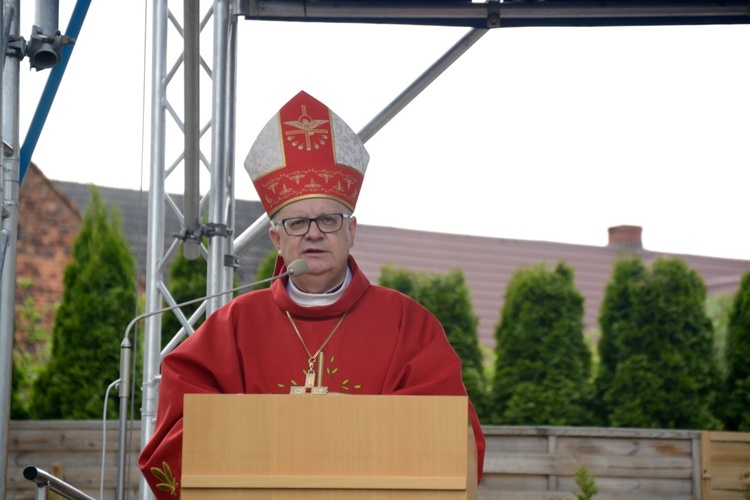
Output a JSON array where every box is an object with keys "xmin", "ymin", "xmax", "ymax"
[{"xmin": 114, "ymin": 260, "xmax": 308, "ymax": 500}]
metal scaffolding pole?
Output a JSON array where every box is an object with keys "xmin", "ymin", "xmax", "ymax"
[
  {"xmin": 222, "ymin": 10, "xmax": 238, "ymax": 299},
  {"xmin": 137, "ymin": 0, "xmax": 238, "ymax": 497},
  {"xmin": 138, "ymin": 0, "xmax": 168, "ymax": 497},
  {"xmin": 0, "ymin": 2, "xmax": 19, "ymax": 497},
  {"xmin": 0, "ymin": 3, "xmax": 7, "ymax": 496},
  {"xmin": 206, "ymin": 0, "xmax": 234, "ymax": 315},
  {"xmin": 183, "ymin": 0, "xmax": 202, "ymax": 261}
]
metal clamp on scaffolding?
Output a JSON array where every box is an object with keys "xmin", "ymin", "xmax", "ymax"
[{"xmin": 487, "ymin": 0, "xmax": 500, "ymax": 28}]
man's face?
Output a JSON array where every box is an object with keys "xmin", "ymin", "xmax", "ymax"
[{"xmin": 269, "ymin": 198, "xmax": 357, "ymax": 293}]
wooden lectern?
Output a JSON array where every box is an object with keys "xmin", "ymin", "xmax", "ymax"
[{"xmin": 181, "ymin": 394, "xmax": 477, "ymax": 499}]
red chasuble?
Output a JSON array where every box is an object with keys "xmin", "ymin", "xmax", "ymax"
[{"xmin": 138, "ymin": 257, "xmax": 486, "ymax": 498}]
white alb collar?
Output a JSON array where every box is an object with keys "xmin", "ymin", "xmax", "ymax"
[{"xmin": 287, "ymin": 267, "xmax": 352, "ymax": 307}]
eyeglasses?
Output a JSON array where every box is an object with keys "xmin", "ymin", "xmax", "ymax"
[{"xmin": 276, "ymin": 213, "xmax": 351, "ymax": 236}]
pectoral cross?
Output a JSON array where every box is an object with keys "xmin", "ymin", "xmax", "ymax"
[{"xmin": 290, "ymin": 352, "xmax": 328, "ymax": 395}]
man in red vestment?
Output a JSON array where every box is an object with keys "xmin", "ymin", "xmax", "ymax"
[{"xmin": 138, "ymin": 91, "xmax": 486, "ymax": 498}]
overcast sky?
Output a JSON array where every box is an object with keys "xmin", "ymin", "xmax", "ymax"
[{"xmin": 18, "ymin": 1, "xmax": 750, "ymax": 262}]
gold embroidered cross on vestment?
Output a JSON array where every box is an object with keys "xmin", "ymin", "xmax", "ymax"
[{"xmin": 285, "ymin": 310, "xmax": 347, "ymax": 395}]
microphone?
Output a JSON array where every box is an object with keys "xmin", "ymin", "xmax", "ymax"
[
  {"xmin": 114, "ymin": 258, "xmax": 307, "ymax": 499},
  {"xmin": 283, "ymin": 258, "xmax": 309, "ymax": 278}
]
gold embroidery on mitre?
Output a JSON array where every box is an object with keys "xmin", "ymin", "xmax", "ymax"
[
  {"xmin": 289, "ymin": 172, "xmax": 307, "ymax": 184},
  {"xmin": 317, "ymin": 170, "xmax": 336, "ymax": 183},
  {"xmin": 303, "ymin": 178, "xmax": 323, "ymax": 192},
  {"xmin": 284, "ymin": 104, "xmax": 330, "ymax": 152},
  {"xmin": 341, "ymin": 174, "xmax": 357, "ymax": 188},
  {"xmin": 276, "ymin": 184, "xmax": 299, "ymax": 202},
  {"xmin": 264, "ymin": 178, "xmax": 280, "ymax": 193}
]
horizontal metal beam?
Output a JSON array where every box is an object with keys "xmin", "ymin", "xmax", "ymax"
[
  {"xmin": 237, "ymin": 0, "xmax": 491, "ymax": 27},
  {"xmin": 237, "ymin": 0, "xmax": 750, "ymax": 28}
]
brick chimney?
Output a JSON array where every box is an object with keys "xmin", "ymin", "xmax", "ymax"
[{"xmin": 608, "ymin": 225, "xmax": 643, "ymax": 251}]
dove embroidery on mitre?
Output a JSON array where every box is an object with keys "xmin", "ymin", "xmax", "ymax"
[{"xmin": 284, "ymin": 105, "xmax": 330, "ymax": 151}]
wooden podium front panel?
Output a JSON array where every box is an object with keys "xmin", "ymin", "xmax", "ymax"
[{"xmin": 182, "ymin": 394, "xmax": 476, "ymax": 499}]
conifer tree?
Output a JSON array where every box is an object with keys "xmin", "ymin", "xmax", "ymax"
[
  {"xmin": 10, "ymin": 358, "xmax": 29, "ymax": 419},
  {"xmin": 722, "ymin": 271, "xmax": 750, "ymax": 431},
  {"xmin": 29, "ymin": 186, "xmax": 137, "ymax": 419},
  {"xmin": 598, "ymin": 257, "xmax": 721, "ymax": 429},
  {"xmin": 12, "ymin": 281, "xmax": 54, "ymax": 419},
  {"xmin": 379, "ymin": 265, "xmax": 488, "ymax": 419},
  {"xmin": 593, "ymin": 257, "xmax": 646, "ymax": 425},
  {"xmin": 706, "ymin": 293, "xmax": 734, "ymax": 379},
  {"xmin": 490, "ymin": 262, "xmax": 592, "ymax": 425}
]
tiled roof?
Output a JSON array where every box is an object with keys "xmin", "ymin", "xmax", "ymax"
[
  {"xmin": 55, "ymin": 182, "xmax": 275, "ymax": 284},
  {"xmin": 352, "ymin": 225, "xmax": 749, "ymax": 348},
  {"xmin": 55, "ymin": 181, "xmax": 750, "ymax": 349}
]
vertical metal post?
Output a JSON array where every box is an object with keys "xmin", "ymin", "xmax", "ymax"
[
  {"xmin": 183, "ymin": 0, "xmax": 200, "ymax": 260},
  {"xmin": 206, "ymin": 0, "xmax": 230, "ymax": 314},
  {"xmin": 34, "ymin": 0, "xmax": 58, "ymax": 35},
  {"xmin": 0, "ymin": 2, "xmax": 19, "ymax": 497},
  {"xmin": 222, "ymin": 6, "xmax": 237, "ymax": 294},
  {"xmin": 0, "ymin": 1, "xmax": 6, "ymax": 254},
  {"xmin": 139, "ymin": 0, "xmax": 168, "ymax": 498},
  {"xmin": 137, "ymin": 0, "xmax": 238, "ymax": 496}
]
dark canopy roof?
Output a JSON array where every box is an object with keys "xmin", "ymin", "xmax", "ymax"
[{"xmin": 238, "ymin": 1, "xmax": 750, "ymax": 28}]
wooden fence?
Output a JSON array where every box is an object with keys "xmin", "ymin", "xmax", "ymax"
[
  {"xmin": 7, "ymin": 420, "xmax": 142, "ymax": 500},
  {"xmin": 479, "ymin": 426, "xmax": 750, "ymax": 499},
  {"xmin": 480, "ymin": 426, "xmax": 701, "ymax": 499},
  {"xmin": 701, "ymin": 431, "xmax": 750, "ymax": 500},
  {"xmin": 6, "ymin": 422, "xmax": 750, "ymax": 499}
]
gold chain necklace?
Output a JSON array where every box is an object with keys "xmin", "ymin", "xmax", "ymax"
[{"xmin": 285, "ymin": 310, "xmax": 347, "ymax": 394}]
